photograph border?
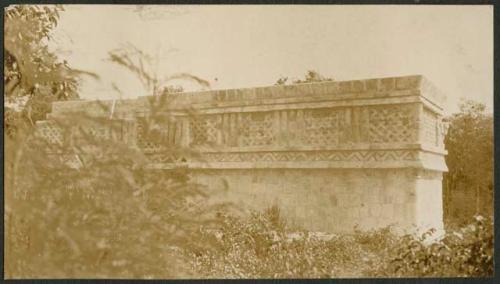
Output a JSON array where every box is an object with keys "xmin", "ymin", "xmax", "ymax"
[{"xmin": 1, "ymin": 0, "xmax": 497, "ymax": 283}]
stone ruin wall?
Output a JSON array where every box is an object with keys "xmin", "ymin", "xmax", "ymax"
[{"xmin": 37, "ymin": 75, "xmax": 448, "ymax": 234}]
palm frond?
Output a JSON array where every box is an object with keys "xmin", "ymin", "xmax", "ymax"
[{"xmin": 162, "ymin": 73, "xmax": 211, "ymax": 89}]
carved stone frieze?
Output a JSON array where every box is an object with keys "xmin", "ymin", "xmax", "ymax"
[{"xmin": 37, "ymin": 75, "xmax": 447, "ymax": 171}]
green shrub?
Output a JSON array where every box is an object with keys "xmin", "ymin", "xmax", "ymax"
[
  {"xmin": 4, "ymin": 108, "xmax": 222, "ymax": 279},
  {"xmin": 383, "ymin": 215, "xmax": 493, "ymax": 277},
  {"xmin": 186, "ymin": 206, "xmax": 388, "ymax": 278},
  {"xmin": 185, "ymin": 207, "xmax": 494, "ymax": 278}
]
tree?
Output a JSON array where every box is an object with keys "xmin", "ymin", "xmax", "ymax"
[
  {"xmin": 443, "ymin": 100, "xmax": 493, "ymax": 225},
  {"xmin": 4, "ymin": 5, "xmax": 98, "ymax": 136},
  {"xmin": 274, "ymin": 70, "xmax": 334, "ymax": 86},
  {"xmin": 5, "ymin": 35, "xmax": 225, "ymax": 277}
]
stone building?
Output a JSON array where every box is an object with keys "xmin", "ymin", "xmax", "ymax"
[{"xmin": 37, "ymin": 75, "xmax": 448, "ymax": 235}]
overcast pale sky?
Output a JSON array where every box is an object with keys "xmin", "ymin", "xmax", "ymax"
[{"xmin": 49, "ymin": 5, "xmax": 493, "ymax": 114}]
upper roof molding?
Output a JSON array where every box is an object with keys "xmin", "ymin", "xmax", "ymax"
[{"xmin": 51, "ymin": 75, "xmax": 446, "ymax": 115}]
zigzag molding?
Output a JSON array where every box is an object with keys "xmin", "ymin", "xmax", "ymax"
[{"xmin": 147, "ymin": 150, "xmax": 419, "ymax": 164}]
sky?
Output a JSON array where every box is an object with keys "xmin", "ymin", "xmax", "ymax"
[{"xmin": 48, "ymin": 5, "xmax": 493, "ymax": 114}]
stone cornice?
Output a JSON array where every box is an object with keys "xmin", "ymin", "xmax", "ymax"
[
  {"xmin": 50, "ymin": 75, "xmax": 446, "ymax": 117},
  {"xmin": 187, "ymin": 143, "xmax": 447, "ymax": 155}
]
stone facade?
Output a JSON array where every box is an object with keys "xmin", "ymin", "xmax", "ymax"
[{"xmin": 37, "ymin": 75, "xmax": 448, "ymax": 234}]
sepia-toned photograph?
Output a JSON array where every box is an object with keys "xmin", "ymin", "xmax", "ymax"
[{"xmin": 4, "ymin": 4, "xmax": 494, "ymax": 279}]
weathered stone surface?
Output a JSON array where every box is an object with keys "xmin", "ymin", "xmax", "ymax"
[{"xmin": 39, "ymin": 75, "xmax": 448, "ymax": 235}]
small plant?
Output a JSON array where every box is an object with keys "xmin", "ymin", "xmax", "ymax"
[{"xmin": 274, "ymin": 70, "xmax": 334, "ymax": 86}]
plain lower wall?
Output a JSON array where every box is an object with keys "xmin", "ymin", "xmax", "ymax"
[{"xmin": 188, "ymin": 168, "xmax": 444, "ymax": 234}]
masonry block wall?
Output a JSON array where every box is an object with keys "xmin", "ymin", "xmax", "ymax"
[{"xmin": 38, "ymin": 75, "xmax": 448, "ymax": 234}]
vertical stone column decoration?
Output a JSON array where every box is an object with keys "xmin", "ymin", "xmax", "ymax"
[
  {"xmin": 339, "ymin": 108, "xmax": 353, "ymax": 145},
  {"xmin": 40, "ymin": 75, "xmax": 448, "ymax": 235},
  {"xmin": 351, "ymin": 107, "xmax": 361, "ymax": 143},
  {"xmin": 222, "ymin": 113, "xmax": 230, "ymax": 146},
  {"xmin": 279, "ymin": 110, "xmax": 288, "ymax": 146},
  {"xmin": 180, "ymin": 116, "xmax": 192, "ymax": 147},
  {"xmin": 121, "ymin": 119, "xmax": 137, "ymax": 147},
  {"xmin": 416, "ymin": 103, "xmax": 425, "ymax": 145}
]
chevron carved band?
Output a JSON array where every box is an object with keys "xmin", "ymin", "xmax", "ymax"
[{"xmin": 147, "ymin": 150, "xmax": 419, "ymax": 164}]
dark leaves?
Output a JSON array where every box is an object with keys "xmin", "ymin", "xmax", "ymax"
[{"xmin": 5, "ymin": 110, "xmax": 225, "ymax": 278}]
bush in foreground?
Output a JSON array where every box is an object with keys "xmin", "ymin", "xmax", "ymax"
[
  {"xmin": 4, "ymin": 112, "xmax": 220, "ymax": 279},
  {"xmin": 383, "ymin": 215, "xmax": 493, "ymax": 277},
  {"xmin": 185, "ymin": 207, "xmax": 493, "ymax": 278}
]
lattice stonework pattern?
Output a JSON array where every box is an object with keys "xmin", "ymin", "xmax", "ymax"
[
  {"xmin": 190, "ymin": 115, "xmax": 219, "ymax": 146},
  {"xmin": 85, "ymin": 126, "xmax": 110, "ymax": 141},
  {"xmin": 186, "ymin": 105, "xmax": 420, "ymax": 149},
  {"xmin": 239, "ymin": 112, "xmax": 275, "ymax": 147},
  {"xmin": 136, "ymin": 120, "xmax": 164, "ymax": 153},
  {"xmin": 37, "ymin": 121, "xmax": 64, "ymax": 145},
  {"xmin": 368, "ymin": 105, "xmax": 417, "ymax": 143},
  {"xmin": 422, "ymin": 108, "xmax": 438, "ymax": 147},
  {"xmin": 302, "ymin": 108, "xmax": 342, "ymax": 146},
  {"xmin": 37, "ymin": 120, "xmax": 130, "ymax": 148}
]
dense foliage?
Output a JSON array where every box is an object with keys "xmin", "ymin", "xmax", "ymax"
[
  {"xmin": 385, "ymin": 215, "xmax": 493, "ymax": 277},
  {"xmin": 3, "ymin": 6, "xmax": 221, "ymax": 278},
  {"xmin": 443, "ymin": 100, "xmax": 493, "ymax": 225},
  {"xmin": 4, "ymin": 5, "xmax": 98, "ymax": 137},
  {"xmin": 5, "ymin": 106, "xmax": 228, "ymax": 278},
  {"xmin": 186, "ymin": 207, "xmax": 493, "ymax": 278}
]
